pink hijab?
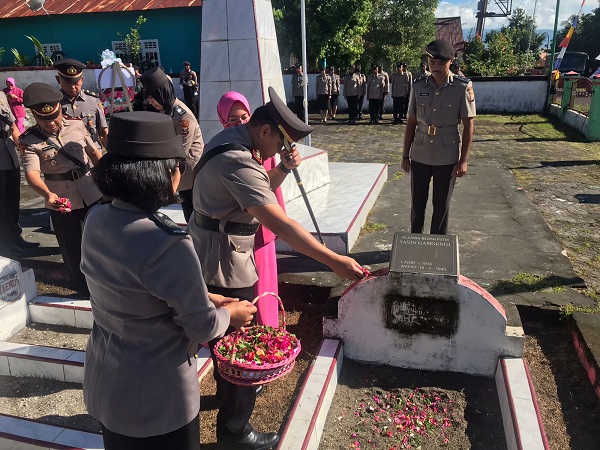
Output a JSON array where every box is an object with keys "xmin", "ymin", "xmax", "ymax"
[
  {"xmin": 6, "ymin": 77, "xmax": 16, "ymax": 88},
  {"xmin": 217, "ymin": 91, "xmax": 251, "ymax": 127}
]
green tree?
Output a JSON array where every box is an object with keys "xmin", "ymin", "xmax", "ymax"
[
  {"xmin": 556, "ymin": 7, "xmax": 600, "ymax": 63},
  {"xmin": 272, "ymin": 0, "xmax": 372, "ymax": 70},
  {"xmin": 504, "ymin": 8, "xmax": 546, "ymax": 53},
  {"xmin": 362, "ymin": 0, "xmax": 437, "ymax": 70},
  {"xmin": 0, "ymin": 47, "xmax": 4, "ymax": 65},
  {"xmin": 117, "ymin": 15, "xmax": 147, "ymax": 68}
]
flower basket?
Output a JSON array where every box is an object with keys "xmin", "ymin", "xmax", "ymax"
[{"xmin": 213, "ymin": 293, "xmax": 301, "ymax": 386}]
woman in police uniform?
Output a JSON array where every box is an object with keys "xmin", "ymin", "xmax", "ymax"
[
  {"xmin": 140, "ymin": 67, "xmax": 204, "ymax": 223},
  {"xmin": 19, "ymin": 82, "xmax": 102, "ymax": 289},
  {"xmin": 81, "ymin": 112, "xmax": 255, "ymax": 450}
]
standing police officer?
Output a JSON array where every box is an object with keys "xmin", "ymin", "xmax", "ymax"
[
  {"xmin": 189, "ymin": 87, "xmax": 365, "ymax": 449},
  {"xmin": 366, "ymin": 64, "xmax": 385, "ymax": 124},
  {"xmin": 378, "ymin": 64, "xmax": 390, "ymax": 120},
  {"xmin": 391, "ymin": 62, "xmax": 411, "ymax": 124},
  {"xmin": 20, "ymin": 83, "xmax": 103, "ymax": 290},
  {"xmin": 291, "ymin": 63, "xmax": 306, "ymax": 122},
  {"xmin": 54, "ymin": 58, "xmax": 108, "ymax": 149},
  {"xmin": 343, "ymin": 65, "xmax": 362, "ymax": 124},
  {"xmin": 402, "ymin": 40, "xmax": 476, "ymax": 235},
  {"xmin": 0, "ymin": 90, "xmax": 38, "ymax": 255}
]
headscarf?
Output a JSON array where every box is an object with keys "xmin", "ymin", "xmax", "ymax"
[
  {"xmin": 217, "ymin": 91, "xmax": 251, "ymax": 128},
  {"xmin": 148, "ymin": 79, "xmax": 177, "ymax": 115},
  {"xmin": 5, "ymin": 78, "xmax": 15, "ymax": 89}
]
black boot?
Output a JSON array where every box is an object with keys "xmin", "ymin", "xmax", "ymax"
[{"xmin": 217, "ymin": 425, "xmax": 279, "ymax": 450}]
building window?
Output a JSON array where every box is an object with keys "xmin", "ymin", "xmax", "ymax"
[
  {"xmin": 32, "ymin": 43, "xmax": 63, "ymax": 65},
  {"xmin": 111, "ymin": 40, "xmax": 161, "ymax": 68},
  {"xmin": 41, "ymin": 43, "xmax": 62, "ymax": 57}
]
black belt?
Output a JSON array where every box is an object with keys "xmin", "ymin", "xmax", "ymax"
[
  {"xmin": 193, "ymin": 211, "xmax": 259, "ymax": 236},
  {"xmin": 44, "ymin": 164, "xmax": 90, "ymax": 181}
]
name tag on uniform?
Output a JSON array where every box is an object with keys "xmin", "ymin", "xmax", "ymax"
[{"xmin": 419, "ymin": 93, "xmax": 430, "ymax": 96}]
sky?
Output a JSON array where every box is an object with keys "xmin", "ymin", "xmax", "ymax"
[{"xmin": 435, "ymin": 0, "xmax": 598, "ymax": 35}]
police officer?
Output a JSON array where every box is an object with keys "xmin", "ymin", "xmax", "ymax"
[
  {"xmin": 391, "ymin": 62, "xmax": 411, "ymax": 124},
  {"xmin": 54, "ymin": 58, "xmax": 108, "ymax": 149},
  {"xmin": 315, "ymin": 67, "xmax": 332, "ymax": 123},
  {"xmin": 140, "ymin": 67, "xmax": 204, "ymax": 222},
  {"xmin": 356, "ymin": 64, "xmax": 366, "ymax": 120},
  {"xmin": 189, "ymin": 87, "xmax": 365, "ymax": 449},
  {"xmin": 291, "ymin": 63, "xmax": 306, "ymax": 122},
  {"xmin": 378, "ymin": 64, "xmax": 389, "ymax": 120},
  {"xmin": 20, "ymin": 83, "xmax": 103, "ymax": 290},
  {"xmin": 343, "ymin": 65, "xmax": 362, "ymax": 124},
  {"xmin": 0, "ymin": 90, "xmax": 38, "ymax": 255},
  {"xmin": 402, "ymin": 39, "xmax": 476, "ymax": 235},
  {"xmin": 401, "ymin": 62, "xmax": 412, "ymax": 120},
  {"xmin": 328, "ymin": 66, "xmax": 340, "ymax": 119},
  {"xmin": 366, "ymin": 64, "xmax": 385, "ymax": 124},
  {"xmin": 179, "ymin": 61, "xmax": 198, "ymax": 118}
]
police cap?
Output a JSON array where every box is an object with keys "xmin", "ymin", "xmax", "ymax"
[
  {"xmin": 54, "ymin": 58, "xmax": 86, "ymax": 83},
  {"xmin": 265, "ymin": 86, "xmax": 313, "ymax": 143},
  {"xmin": 106, "ymin": 111, "xmax": 184, "ymax": 159},
  {"xmin": 139, "ymin": 66, "xmax": 169, "ymax": 99},
  {"xmin": 396, "ymin": 62, "xmax": 402, "ymax": 68},
  {"xmin": 425, "ymin": 39, "xmax": 455, "ymax": 60},
  {"xmin": 23, "ymin": 82, "xmax": 63, "ymax": 120}
]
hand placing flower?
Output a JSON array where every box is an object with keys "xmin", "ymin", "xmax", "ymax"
[{"xmin": 54, "ymin": 197, "xmax": 72, "ymax": 214}]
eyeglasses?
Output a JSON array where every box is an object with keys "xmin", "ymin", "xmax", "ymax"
[{"xmin": 177, "ymin": 160, "xmax": 187, "ymax": 175}]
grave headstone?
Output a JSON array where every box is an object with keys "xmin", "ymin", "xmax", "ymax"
[{"xmin": 390, "ymin": 232, "xmax": 459, "ymax": 276}]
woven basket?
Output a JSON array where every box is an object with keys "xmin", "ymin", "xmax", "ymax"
[{"xmin": 214, "ymin": 293, "xmax": 301, "ymax": 386}]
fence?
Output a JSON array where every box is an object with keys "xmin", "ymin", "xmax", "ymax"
[
  {"xmin": 551, "ymin": 77, "xmax": 564, "ymax": 107},
  {"xmin": 569, "ymin": 77, "xmax": 593, "ymax": 115}
]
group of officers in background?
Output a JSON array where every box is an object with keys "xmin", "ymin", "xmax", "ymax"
[{"xmin": 291, "ymin": 61, "xmax": 423, "ymax": 125}]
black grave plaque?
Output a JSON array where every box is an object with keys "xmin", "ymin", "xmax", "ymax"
[
  {"xmin": 385, "ymin": 294, "xmax": 459, "ymax": 336},
  {"xmin": 389, "ymin": 232, "xmax": 458, "ymax": 276}
]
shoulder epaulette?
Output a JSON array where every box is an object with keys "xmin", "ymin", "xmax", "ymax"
[
  {"xmin": 150, "ymin": 212, "xmax": 187, "ymax": 236},
  {"xmin": 453, "ymin": 75, "xmax": 470, "ymax": 84},
  {"xmin": 413, "ymin": 75, "xmax": 427, "ymax": 83},
  {"xmin": 83, "ymin": 89, "xmax": 100, "ymax": 98}
]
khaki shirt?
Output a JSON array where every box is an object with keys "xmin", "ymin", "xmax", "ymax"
[
  {"xmin": 82, "ymin": 199, "xmax": 230, "ymax": 437},
  {"xmin": 331, "ymin": 74, "xmax": 340, "ymax": 95},
  {"xmin": 316, "ymin": 74, "xmax": 332, "ymax": 95},
  {"xmin": 0, "ymin": 91, "xmax": 18, "ymax": 171},
  {"xmin": 171, "ymin": 99, "xmax": 203, "ymax": 191},
  {"xmin": 359, "ymin": 73, "xmax": 367, "ymax": 96},
  {"xmin": 19, "ymin": 119, "xmax": 102, "ymax": 209},
  {"xmin": 381, "ymin": 70, "xmax": 390, "ymax": 94},
  {"xmin": 408, "ymin": 74, "xmax": 476, "ymax": 166},
  {"xmin": 291, "ymin": 73, "xmax": 306, "ymax": 97},
  {"xmin": 391, "ymin": 72, "xmax": 411, "ymax": 98},
  {"xmin": 189, "ymin": 125, "xmax": 278, "ymax": 288},
  {"xmin": 366, "ymin": 74, "xmax": 385, "ymax": 100},
  {"xmin": 343, "ymin": 73, "xmax": 361, "ymax": 97},
  {"xmin": 60, "ymin": 89, "xmax": 107, "ymax": 147}
]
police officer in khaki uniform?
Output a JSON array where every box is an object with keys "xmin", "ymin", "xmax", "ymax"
[
  {"xmin": 54, "ymin": 58, "xmax": 108, "ymax": 149},
  {"xmin": 378, "ymin": 64, "xmax": 390, "ymax": 119},
  {"xmin": 20, "ymin": 83, "xmax": 103, "ymax": 289},
  {"xmin": 402, "ymin": 40, "xmax": 476, "ymax": 235},
  {"xmin": 0, "ymin": 90, "xmax": 38, "ymax": 255},
  {"xmin": 140, "ymin": 67, "xmax": 204, "ymax": 222},
  {"xmin": 189, "ymin": 87, "xmax": 365, "ymax": 449},
  {"xmin": 357, "ymin": 65, "xmax": 366, "ymax": 119},
  {"xmin": 291, "ymin": 63, "xmax": 306, "ymax": 122},
  {"xmin": 343, "ymin": 65, "xmax": 362, "ymax": 124},
  {"xmin": 391, "ymin": 62, "xmax": 411, "ymax": 124},
  {"xmin": 366, "ymin": 64, "xmax": 385, "ymax": 124},
  {"xmin": 328, "ymin": 66, "xmax": 340, "ymax": 119},
  {"xmin": 315, "ymin": 67, "xmax": 332, "ymax": 123}
]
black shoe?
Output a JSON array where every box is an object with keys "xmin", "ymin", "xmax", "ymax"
[
  {"xmin": 217, "ymin": 429, "xmax": 280, "ymax": 450},
  {"xmin": 13, "ymin": 238, "xmax": 39, "ymax": 249},
  {"xmin": 255, "ymin": 384, "xmax": 265, "ymax": 396}
]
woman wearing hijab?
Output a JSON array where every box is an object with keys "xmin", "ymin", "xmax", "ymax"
[
  {"xmin": 4, "ymin": 78, "xmax": 26, "ymax": 133},
  {"xmin": 139, "ymin": 67, "xmax": 204, "ymax": 222},
  {"xmin": 81, "ymin": 112, "xmax": 256, "ymax": 450},
  {"xmin": 216, "ymin": 91, "xmax": 286, "ymax": 328}
]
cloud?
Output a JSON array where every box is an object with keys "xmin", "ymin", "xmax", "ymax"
[{"xmin": 435, "ymin": 0, "xmax": 597, "ymax": 34}]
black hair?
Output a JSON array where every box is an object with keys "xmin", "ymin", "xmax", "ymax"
[
  {"xmin": 92, "ymin": 153, "xmax": 182, "ymax": 213},
  {"xmin": 247, "ymin": 105, "xmax": 278, "ymax": 131},
  {"xmin": 147, "ymin": 79, "xmax": 177, "ymax": 114}
]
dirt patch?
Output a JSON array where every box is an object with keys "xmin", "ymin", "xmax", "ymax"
[
  {"xmin": 8, "ymin": 322, "xmax": 90, "ymax": 351},
  {"xmin": 321, "ymin": 360, "xmax": 503, "ymax": 449}
]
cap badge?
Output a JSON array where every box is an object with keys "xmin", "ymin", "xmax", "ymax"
[
  {"xmin": 41, "ymin": 104, "xmax": 54, "ymax": 113},
  {"xmin": 67, "ymin": 66, "xmax": 77, "ymax": 75}
]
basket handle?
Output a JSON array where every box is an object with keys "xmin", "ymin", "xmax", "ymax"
[{"xmin": 228, "ymin": 292, "xmax": 285, "ymax": 364}]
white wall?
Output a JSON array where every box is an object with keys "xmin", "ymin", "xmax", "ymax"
[
  {"xmin": 282, "ymin": 74, "xmax": 548, "ymax": 114},
  {"xmin": 1, "ymin": 68, "xmax": 98, "ymax": 92}
]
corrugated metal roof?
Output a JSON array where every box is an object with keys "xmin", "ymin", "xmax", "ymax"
[{"xmin": 0, "ymin": 1, "xmax": 202, "ymax": 20}]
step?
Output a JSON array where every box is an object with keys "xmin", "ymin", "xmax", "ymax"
[
  {"xmin": 277, "ymin": 144, "xmax": 330, "ymax": 203},
  {"xmin": 276, "ymin": 162, "xmax": 388, "ymax": 254},
  {"xmin": 0, "ymin": 340, "xmax": 213, "ymax": 384},
  {"xmin": 29, "ymin": 296, "xmax": 93, "ymax": 329},
  {"xmin": 0, "ymin": 413, "xmax": 104, "ymax": 450}
]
